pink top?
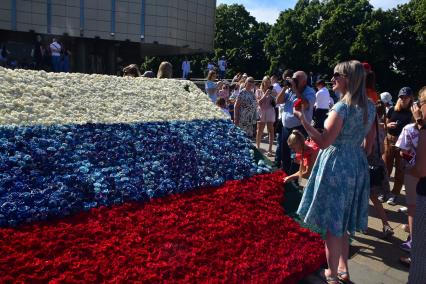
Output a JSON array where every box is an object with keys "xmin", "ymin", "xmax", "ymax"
[{"xmin": 255, "ymin": 89, "xmax": 276, "ymax": 123}]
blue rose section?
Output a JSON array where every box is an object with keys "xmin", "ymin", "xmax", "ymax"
[{"xmin": 0, "ymin": 119, "xmax": 270, "ymax": 227}]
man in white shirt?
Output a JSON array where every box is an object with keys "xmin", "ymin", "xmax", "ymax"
[
  {"xmin": 181, "ymin": 58, "xmax": 190, "ymax": 79},
  {"xmin": 313, "ymin": 79, "xmax": 332, "ymax": 130},
  {"xmin": 49, "ymin": 38, "xmax": 61, "ymax": 72},
  {"xmin": 217, "ymin": 56, "xmax": 227, "ymax": 79},
  {"xmin": 271, "ymin": 75, "xmax": 282, "ymax": 95}
]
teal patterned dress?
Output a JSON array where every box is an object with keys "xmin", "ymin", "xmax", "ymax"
[{"xmin": 297, "ymin": 101, "xmax": 376, "ymax": 237}]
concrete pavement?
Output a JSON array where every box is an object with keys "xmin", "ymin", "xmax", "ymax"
[{"xmin": 257, "ymin": 137, "xmax": 409, "ymax": 284}]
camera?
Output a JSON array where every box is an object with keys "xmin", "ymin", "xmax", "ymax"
[
  {"xmin": 268, "ymin": 85, "xmax": 274, "ymax": 91},
  {"xmin": 284, "ymin": 79, "xmax": 292, "ymax": 87},
  {"xmin": 284, "ymin": 78, "xmax": 298, "ymax": 89}
]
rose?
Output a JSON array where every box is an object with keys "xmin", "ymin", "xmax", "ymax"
[
  {"xmin": 0, "ymin": 67, "xmax": 228, "ymax": 125},
  {"xmin": 294, "ymin": 98, "xmax": 303, "ymax": 111}
]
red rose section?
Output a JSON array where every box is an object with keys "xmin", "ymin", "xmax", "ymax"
[{"xmin": 0, "ymin": 171, "xmax": 325, "ymax": 283}]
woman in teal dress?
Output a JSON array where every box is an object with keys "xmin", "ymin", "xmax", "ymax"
[{"xmin": 293, "ymin": 61, "xmax": 376, "ymax": 284}]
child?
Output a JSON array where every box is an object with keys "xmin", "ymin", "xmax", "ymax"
[
  {"xmin": 216, "ymin": 98, "xmax": 231, "ymax": 119},
  {"xmin": 218, "ymin": 82, "xmax": 230, "ymax": 100},
  {"xmin": 283, "ymin": 130, "xmax": 319, "ymax": 184}
]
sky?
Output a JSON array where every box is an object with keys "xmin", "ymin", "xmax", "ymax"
[{"xmin": 216, "ymin": 0, "xmax": 410, "ymax": 24}]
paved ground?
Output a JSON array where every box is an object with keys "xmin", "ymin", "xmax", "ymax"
[{"xmin": 257, "ymin": 136, "xmax": 409, "ymax": 284}]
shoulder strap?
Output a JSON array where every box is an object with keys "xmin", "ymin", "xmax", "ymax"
[{"xmin": 375, "ymin": 115, "xmax": 381, "ymax": 156}]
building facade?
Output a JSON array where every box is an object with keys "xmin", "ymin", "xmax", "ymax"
[{"xmin": 0, "ymin": 0, "xmax": 216, "ymax": 74}]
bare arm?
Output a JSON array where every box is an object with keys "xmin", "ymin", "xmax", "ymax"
[
  {"xmin": 258, "ymin": 90, "xmax": 272, "ymax": 105},
  {"xmin": 234, "ymin": 97, "xmax": 241, "ymax": 125},
  {"xmin": 295, "ymin": 109, "xmax": 343, "ymax": 149},
  {"xmin": 363, "ymin": 117, "xmax": 376, "ymax": 156},
  {"xmin": 276, "ymin": 87, "xmax": 287, "ymax": 104},
  {"xmin": 283, "ymin": 162, "xmax": 302, "ymax": 183}
]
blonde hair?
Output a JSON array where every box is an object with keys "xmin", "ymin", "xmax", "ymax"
[
  {"xmin": 260, "ymin": 75, "xmax": 271, "ymax": 91},
  {"xmin": 335, "ymin": 60, "xmax": 368, "ymax": 124},
  {"xmin": 287, "ymin": 130, "xmax": 305, "ymax": 149},
  {"xmin": 394, "ymin": 95, "xmax": 413, "ymax": 112},
  {"xmin": 419, "ymin": 86, "xmax": 426, "ymax": 102},
  {"xmin": 157, "ymin": 61, "xmax": 173, "ymax": 79},
  {"xmin": 207, "ymin": 70, "xmax": 216, "ymax": 81}
]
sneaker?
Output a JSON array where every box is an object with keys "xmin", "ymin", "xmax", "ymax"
[
  {"xmin": 387, "ymin": 195, "xmax": 397, "ymax": 206},
  {"xmin": 398, "ymin": 206, "xmax": 408, "ymax": 213},
  {"xmin": 377, "ymin": 194, "xmax": 385, "ymax": 203},
  {"xmin": 382, "ymin": 225, "xmax": 394, "ymax": 239},
  {"xmin": 399, "ymin": 256, "xmax": 411, "ymax": 267},
  {"xmin": 400, "ymin": 240, "xmax": 412, "ymax": 253}
]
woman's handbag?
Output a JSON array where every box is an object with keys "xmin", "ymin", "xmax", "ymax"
[{"xmin": 369, "ymin": 116, "xmax": 386, "ymax": 187}]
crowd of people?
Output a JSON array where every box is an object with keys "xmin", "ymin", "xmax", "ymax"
[
  {"xmin": 2, "ymin": 46, "xmax": 424, "ymax": 282},
  {"xmin": 203, "ymin": 61, "xmax": 426, "ymax": 284},
  {"xmin": 0, "ymin": 36, "xmax": 71, "ymax": 72}
]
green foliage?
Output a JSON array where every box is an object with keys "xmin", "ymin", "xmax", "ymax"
[
  {"xmin": 214, "ymin": 4, "xmax": 271, "ymax": 78},
  {"xmin": 264, "ymin": 0, "xmax": 425, "ymax": 94}
]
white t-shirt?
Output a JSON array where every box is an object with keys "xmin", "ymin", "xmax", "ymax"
[
  {"xmin": 272, "ymin": 82, "xmax": 282, "ymax": 95},
  {"xmin": 396, "ymin": 123, "xmax": 419, "ymax": 165},
  {"xmin": 315, "ymin": 87, "xmax": 332, "ymax": 109},
  {"xmin": 218, "ymin": 59, "xmax": 226, "ymax": 71},
  {"xmin": 50, "ymin": 42, "xmax": 61, "ymax": 57}
]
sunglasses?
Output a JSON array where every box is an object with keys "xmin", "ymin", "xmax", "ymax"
[
  {"xmin": 247, "ymin": 80, "xmax": 255, "ymax": 84},
  {"xmin": 332, "ymin": 72, "xmax": 346, "ymax": 78}
]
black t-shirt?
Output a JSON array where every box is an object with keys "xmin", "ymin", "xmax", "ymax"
[
  {"xmin": 33, "ymin": 42, "xmax": 43, "ymax": 60},
  {"xmin": 417, "ymin": 177, "xmax": 426, "ymax": 196},
  {"xmin": 386, "ymin": 106, "xmax": 412, "ymax": 137}
]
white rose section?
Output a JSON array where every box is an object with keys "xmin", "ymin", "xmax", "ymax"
[{"xmin": 0, "ymin": 67, "xmax": 270, "ymax": 227}]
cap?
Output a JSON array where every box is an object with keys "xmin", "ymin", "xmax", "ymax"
[
  {"xmin": 398, "ymin": 87, "xmax": 413, "ymax": 97},
  {"xmin": 315, "ymin": 79, "xmax": 325, "ymax": 85},
  {"xmin": 380, "ymin": 92, "xmax": 393, "ymax": 105}
]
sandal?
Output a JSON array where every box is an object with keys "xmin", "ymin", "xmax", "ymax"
[
  {"xmin": 318, "ymin": 269, "xmax": 341, "ymax": 284},
  {"xmin": 337, "ymin": 271, "xmax": 350, "ymax": 283}
]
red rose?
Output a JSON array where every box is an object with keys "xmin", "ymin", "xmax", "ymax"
[
  {"xmin": 294, "ymin": 98, "xmax": 303, "ymax": 110},
  {"xmin": 0, "ymin": 171, "xmax": 324, "ymax": 283}
]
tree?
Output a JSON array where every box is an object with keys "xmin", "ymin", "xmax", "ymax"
[
  {"xmin": 264, "ymin": 0, "xmax": 323, "ymax": 74},
  {"xmin": 215, "ymin": 4, "xmax": 270, "ymax": 78},
  {"xmin": 312, "ymin": 0, "xmax": 373, "ymax": 69},
  {"xmin": 385, "ymin": 1, "xmax": 426, "ymax": 93}
]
